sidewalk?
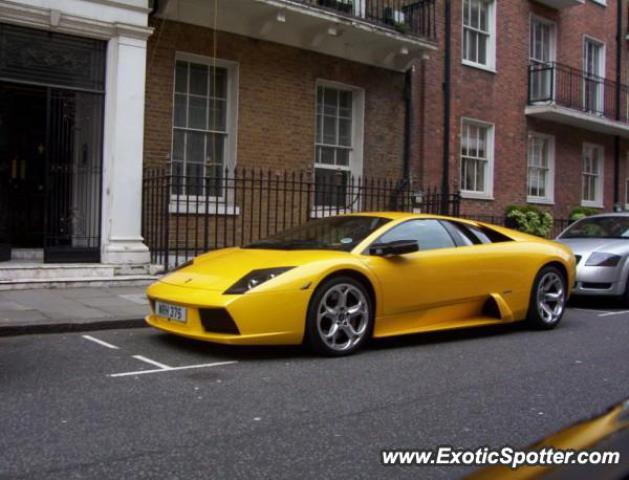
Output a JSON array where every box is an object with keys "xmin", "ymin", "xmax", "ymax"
[{"xmin": 0, "ymin": 286, "xmax": 150, "ymax": 335}]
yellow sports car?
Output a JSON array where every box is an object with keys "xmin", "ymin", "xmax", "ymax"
[{"xmin": 146, "ymin": 213, "xmax": 575, "ymax": 356}]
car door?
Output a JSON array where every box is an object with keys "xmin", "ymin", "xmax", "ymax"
[{"xmin": 361, "ymin": 219, "xmax": 482, "ymax": 318}]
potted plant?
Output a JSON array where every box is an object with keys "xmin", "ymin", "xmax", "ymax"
[
  {"xmin": 568, "ymin": 206, "xmax": 600, "ymax": 222},
  {"xmin": 505, "ymin": 205, "xmax": 553, "ymax": 238}
]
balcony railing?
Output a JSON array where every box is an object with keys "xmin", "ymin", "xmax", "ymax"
[
  {"xmin": 528, "ymin": 62, "xmax": 629, "ymax": 124},
  {"xmin": 291, "ymin": 0, "xmax": 437, "ymax": 40}
]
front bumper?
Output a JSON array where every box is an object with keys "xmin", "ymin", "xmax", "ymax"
[
  {"xmin": 145, "ymin": 281, "xmax": 311, "ymax": 345},
  {"xmin": 572, "ymin": 264, "xmax": 625, "ymax": 296}
]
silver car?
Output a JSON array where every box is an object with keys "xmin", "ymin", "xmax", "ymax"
[{"xmin": 556, "ymin": 213, "xmax": 629, "ymax": 301}]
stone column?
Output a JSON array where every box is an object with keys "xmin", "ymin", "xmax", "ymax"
[{"xmin": 101, "ymin": 33, "xmax": 151, "ymax": 272}]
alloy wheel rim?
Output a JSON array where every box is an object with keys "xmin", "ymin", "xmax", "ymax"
[
  {"xmin": 316, "ymin": 283, "xmax": 369, "ymax": 352},
  {"xmin": 536, "ymin": 272, "xmax": 565, "ymax": 324}
]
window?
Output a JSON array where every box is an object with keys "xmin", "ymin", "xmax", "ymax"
[
  {"xmin": 444, "ymin": 221, "xmax": 512, "ymax": 246},
  {"xmin": 460, "ymin": 118, "xmax": 494, "ymax": 198},
  {"xmin": 462, "ymin": 0, "xmax": 495, "ymax": 70},
  {"xmin": 172, "ymin": 55, "xmax": 238, "ymax": 199},
  {"xmin": 376, "ymin": 220, "xmax": 456, "ymax": 252},
  {"xmin": 625, "ymin": 153, "xmax": 629, "ymax": 210},
  {"xmin": 527, "ymin": 133, "xmax": 555, "ymax": 204},
  {"xmin": 529, "ymin": 17, "xmax": 555, "ymax": 101},
  {"xmin": 314, "ymin": 83, "xmax": 364, "ymax": 209},
  {"xmin": 582, "ymin": 144, "xmax": 604, "ymax": 207},
  {"xmin": 583, "ymin": 38, "xmax": 605, "ymax": 114}
]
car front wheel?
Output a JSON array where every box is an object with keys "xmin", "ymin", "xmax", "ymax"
[
  {"xmin": 526, "ymin": 266, "xmax": 567, "ymax": 329},
  {"xmin": 305, "ymin": 276, "xmax": 373, "ymax": 356}
]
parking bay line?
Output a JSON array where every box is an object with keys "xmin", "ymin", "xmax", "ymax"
[
  {"xmin": 133, "ymin": 355, "xmax": 172, "ymax": 370},
  {"xmin": 82, "ymin": 335, "xmax": 120, "ymax": 350},
  {"xmin": 108, "ymin": 361, "xmax": 238, "ymax": 378},
  {"xmin": 598, "ymin": 310, "xmax": 629, "ymax": 317}
]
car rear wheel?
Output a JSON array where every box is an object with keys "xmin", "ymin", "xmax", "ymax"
[
  {"xmin": 305, "ymin": 276, "xmax": 373, "ymax": 356},
  {"xmin": 526, "ymin": 266, "xmax": 567, "ymax": 329}
]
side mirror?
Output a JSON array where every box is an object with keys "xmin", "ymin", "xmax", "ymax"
[{"xmin": 369, "ymin": 239, "xmax": 419, "ymax": 257}]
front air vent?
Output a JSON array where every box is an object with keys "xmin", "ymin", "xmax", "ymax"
[
  {"xmin": 199, "ymin": 308, "xmax": 240, "ymax": 334},
  {"xmin": 582, "ymin": 282, "xmax": 612, "ymax": 290}
]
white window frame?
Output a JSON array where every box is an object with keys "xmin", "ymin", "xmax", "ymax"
[
  {"xmin": 526, "ymin": 132, "xmax": 555, "ymax": 205},
  {"xmin": 624, "ymin": 152, "xmax": 629, "ymax": 210},
  {"xmin": 459, "ymin": 117, "xmax": 495, "ymax": 200},
  {"xmin": 461, "ymin": 0, "xmax": 497, "ymax": 72},
  {"xmin": 582, "ymin": 36, "xmax": 606, "ymax": 115},
  {"xmin": 312, "ymin": 79, "xmax": 365, "ymax": 214},
  {"xmin": 529, "ymin": 15, "xmax": 557, "ymax": 104},
  {"xmin": 581, "ymin": 143, "xmax": 604, "ymax": 208},
  {"xmin": 169, "ymin": 52, "xmax": 239, "ymax": 214}
]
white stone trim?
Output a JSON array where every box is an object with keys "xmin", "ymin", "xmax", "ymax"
[{"xmin": 0, "ymin": 0, "xmax": 153, "ymax": 40}]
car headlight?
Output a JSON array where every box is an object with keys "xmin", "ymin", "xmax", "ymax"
[
  {"xmin": 224, "ymin": 267, "xmax": 295, "ymax": 294},
  {"xmin": 585, "ymin": 252, "xmax": 621, "ymax": 267}
]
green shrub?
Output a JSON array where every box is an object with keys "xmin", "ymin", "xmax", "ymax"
[
  {"xmin": 568, "ymin": 206, "xmax": 599, "ymax": 222},
  {"xmin": 505, "ymin": 205, "xmax": 553, "ymax": 237}
]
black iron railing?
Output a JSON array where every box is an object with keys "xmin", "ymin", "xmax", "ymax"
[
  {"xmin": 292, "ymin": 0, "xmax": 436, "ymax": 40},
  {"xmin": 142, "ymin": 168, "xmax": 459, "ymax": 269},
  {"xmin": 528, "ymin": 62, "xmax": 629, "ymax": 123}
]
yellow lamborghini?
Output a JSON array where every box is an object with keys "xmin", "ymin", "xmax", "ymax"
[{"xmin": 145, "ymin": 213, "xmax": 575, "ymax": 356}]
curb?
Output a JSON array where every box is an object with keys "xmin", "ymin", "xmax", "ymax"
[{"xmin": 0, "ymin": 318, "xmax": 148, "ymax": 337}]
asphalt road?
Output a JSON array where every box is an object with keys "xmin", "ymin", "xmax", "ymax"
[{"xmin": 1, "ymin": 303, "xmax": 628, "ymax": 480}]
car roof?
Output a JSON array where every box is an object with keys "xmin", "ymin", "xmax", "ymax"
[
  {"xmin": 346, "ymin": 211, "xmax": 469, "ymax": 222},
  {"xmin": 585, "ymin": 212, "xmax": 629, "ymax": 218}
]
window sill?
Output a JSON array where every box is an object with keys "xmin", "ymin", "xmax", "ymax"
[
  {"xmin": 169, "ymin": 201, "xmax": 240, "ymax": 215},
  {"xmin": 527, "ymin": 197, "xmax": 555, "ymax": 206},
  {"xmin": 310, "ymin": 207, "xmax": 353, "ymax": 218},
  {"xmin": 461, "ymin": 60, "xmax": 496, "ymax": 74},
  {"xmin": 460, "ymin": 191, "xmax": 494, "ymax": 201},
  {"xmin": 580, "ymin": 200, "xmax": 603, "ymax": 209}
]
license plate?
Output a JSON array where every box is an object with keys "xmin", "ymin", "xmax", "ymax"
[{"xmin": 155, "ymin": 301, "xmax": 187, "ymax": 323}]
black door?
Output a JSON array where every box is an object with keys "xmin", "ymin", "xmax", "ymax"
[
  {"xmin": 0, "ymin": 83, "xmax": 47, "ymax": 248},
  {"xmin": 0, "ymin": 23, "xmax": 106, "ymax": 263}
]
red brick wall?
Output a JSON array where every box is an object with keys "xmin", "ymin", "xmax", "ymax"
[
  {"xmin": 419, "ymin": 0, "xmax": 628, "ymax": 220},
  {"xmin": 144, "ymin": 19, "xmax": 407, "ymax": 180}
]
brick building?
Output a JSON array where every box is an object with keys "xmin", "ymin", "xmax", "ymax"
[
  {"xmin": 420, "ymin": 0, "xmax": 629, "ymax": 220},
  {"xmin": 145, "ymin": 0, "xmax": 437, "ymax": 198}
]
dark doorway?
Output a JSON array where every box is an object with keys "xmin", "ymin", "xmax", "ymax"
[
  {"xmin": 0, "ymin": 83, "xmax": 103, "ymax": 262},
  {"xmin": 0, "ymin": 83, "xmax": 47, "ymax": 248},
  {"xmin": 0, "ymin": 23, "xmax": 106, "ymax": 263}
]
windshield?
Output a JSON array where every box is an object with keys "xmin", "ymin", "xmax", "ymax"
[
  {"xmin": 244, "ymin": 216, "xmax": 391, "ymax": 251},
  {"xmin": 559, "ymin": 216, "xmax": 629, "ymax": 239}
]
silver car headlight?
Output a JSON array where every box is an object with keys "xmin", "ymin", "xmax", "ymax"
[{"xmin": 585, "ymin": 252, "xmax": 621, "ymax": 267}]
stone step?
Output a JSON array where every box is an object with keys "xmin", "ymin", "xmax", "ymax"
[
  {"xmin": 0, "ymin": 264, "xmax": 117, "ymax": 282},
  {"xmin": 0, "ymin": 275, "xmax": 159, "ymax": 291}
]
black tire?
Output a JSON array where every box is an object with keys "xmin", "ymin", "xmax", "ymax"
[
  {"xmin": 305, "ymin": 275, "xmax": 374, "ymax": 356},
  {"xmin": 621, "ymin": 276, "xmax": 629, "ymax": 307},
  {"xmin": 526, "ymin": 265, "xmax": 567, "ymax": 330}
]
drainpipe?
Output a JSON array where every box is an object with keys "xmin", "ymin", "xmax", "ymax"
[
  {"xmin": 441, "ymin": 0, "xmax": 452, "ymax": 213},
  {"xmin": 614, "ymin": 0, "xmax": 622, "ymax": 207},
  {"xmin": 403, "ymin": 66, "xmax": 414, "ymax": 180}
]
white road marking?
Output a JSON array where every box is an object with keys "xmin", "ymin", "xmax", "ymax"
[
  {"xmin": 118, "ymin": 294, "xmax": 149, "ymax": 305},
  {"xmin": 132, "ymin": 355, "xmax": 172, "ymax": 370},
  {"xmin": 598, "ymin": 310, "xmax": 629, "ymax": 317},
  {"xmin": 108, "ymin": 361, "xmax": 237, "ymax": 378},
  {"xmin": 82, "ymin": 335, "xmax": 120, "ymax": 350},
  {"xmin": 572, "ymin": 308, "xmax": 610, "ymax": 314}
]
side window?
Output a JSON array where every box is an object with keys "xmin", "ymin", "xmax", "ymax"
[
  {"xmin": 448, "ymin": 221, "xmax": 512, "ymax": 244},
  {"xmin": 377, "ymin": 220, "xmax": 456, "ymax": 252}
]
